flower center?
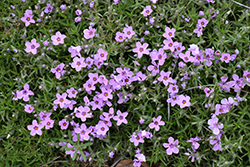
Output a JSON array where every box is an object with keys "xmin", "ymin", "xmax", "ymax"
[
  {"xmin": 72, "ymin": 91, "xmax": 75, "ymax": 94},
  {"xmin": 31, "ymin": 45, "xmax": 35, "ymax": 49},
  {"xmin": 182, "ymin": 100, "xmax": 186, "ymax": 104},
  {"xmin": 119, "ymin": 36, "xmax": 122, "ymax": 39},
  {"xmin": 34, "ymin": 126, "xmax": 38, "ymax": 130},
  {"xmin": 89, "ymin": 31, "xmax": 93, "ymax": 35},
  {"xmin": 104, "ymin": 93, "xmax": 108, "ymax": 96},
  {"xmin": 77, "ymin": 62, "xmax": 81, "ymax": 65},
  {"xmin": 169, "ymin": 32, "xmax": 172, "ymax": 36},
  {"xmin": 146, "ymin": 10, "xmax": 149, "ymax": 13},
  {"xmin": 158, "ymin": 55, "xmax": 162, "ymax": 59},
  {"xmin": 247, "ymin": 74, "xmax": 250, "ymax": 78},
  {"xmin": 136, "ymin": 136, "xmax": 140, "ymax": 140},
  {"xmin": 82, "ymin": 112, "xmax": 86, "ymax": 116},
  {"xmin": 88, "ymin": 84, "xmax": 91, "ymax": 87},
  {"xmin": 164, "ymin": 76, "xmax": 168, "ymax": 80},
  {"xmin": 139, "ymin": 48, "xmax": 143, "ymax": 52},
  {"xmin": 154, "ymin": 121, "xmax": 158, "ymax": 125},
  {"xmin": 119, "ymin": 116, "xmax": 123, "ymax": 120},
  {"xmin": 101, "ymin": 127, "xmax": 105, "ymax": 131},
  {"xmin": 201, "ymin": 22, "xmax": 204, "ymax": 25},
  {"xmin": 224, "ymin": 56, "xmax": 227, "ymax": 60},
  {"xmin": 173, "ymin": 87, "xmax": 176, "ymax": 91},
  {"xmin": 63, "ymin": 123, "xmax": 67, "ymax": 126},
  {"xmin": 56, "ymin": 68, "xmax": 60, "ymax": 72},
  {"xmin": 93, "ymin": 78, "xmax": 97, "ymax": 81},
  {"xmin": 101, "ymin": 54, "xmax": 104, "ymax": 57},
  {"xmin": 169, "ymin": 43, "xmax": 173, "ymax": 47},
  {"xmin": 26, "ymin": 17, "xmax": 30, "ymax": 21},
  {"xmin": 47, "ymin": 122, "xmax": 51, "ymax": 125},
  {"xmin": 127, "ymin": 32, "xmax": 131, "ymax": 35},
  {"xmin": 60, "ymin": 98, "xmax": 64, "ymax": 102}
]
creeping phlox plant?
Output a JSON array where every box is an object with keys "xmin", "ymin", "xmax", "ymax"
[{"xmin": 2, "ymin": 0, "xmax": 250, "ymax": 166}]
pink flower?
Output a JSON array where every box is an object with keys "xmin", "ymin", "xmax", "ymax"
[
  {"xmin": 94, "ymin": 48, "xmax": 108, "ymax": 61},
  {"xmin": 74, "ymin": 123, "xmax": 91, "ymax": 141},
  {"xmin": 179, "ymin": 51, "xmax": 195, "ymax": 63},
  {"xmin": 141, "ymin": 5, "xmax": 152, "ymax": 17},
  {"xmin": 24, "ymin": 39, "xmax": 40, "ymax": 55},
  {"xmin": 59, "ymin": 119, "xmax": 69, "ymax": 130},
  {"xmin": 75, "ymin": 106, "xmax": 92, "ymax": 122},
  {"xmin": 42, "ymin": 118, "xmax": 54, "ymax": 129},
  {"xmin": 208, "ymin": 116, "xmax": 223, "ymax": 135},
  {"xmin": 113, "ymin": 110, "xmax": 128, "ymax": 126},
  {"xmin": 177, "ymin": 95, "xmax": 191, "ymax": 108},
  {"xmin": 115, "ymin": 32, "xmax": 125, "ymax": 42},
  {"xmin": 84, "ymin": 26, "xmax": 96, "ymax": 39},
  {"xmin": 133, "ymin": 42, "xmax": 150, "ymax": 58},
  {"xmin": 21, "ymin": 9, "xmax": 35, "ymax": 27},
  {"xmin": 67, "ymin": 87, "xmax": 78, "ymax": 98},
  {"xmin": 197, "ymin": 18, "xmax": 208, "ymax": 28},
  {"xmin": 123, "ymin": 26, "xmax": 135, "ymax": 39},
  {"xmin": 204, "ymin": 87, "xmax": 214, "ymax": 97},
  {"xmin": 163, "ymin": 27, "xmax": 176, "ymax": 39},
  {"xmin": 44, "ymin": 3, "xmax": 53, "ymax": 13},
  {"xmin": 17, "ymin": 84, "xmax": 34, "ymax": 102},
  {"xmin": 193, "ymin": 24, "xmax": 203, "ymax": 37},
  {"xmin": 68, "ymin": 46, "xmax": 82, "ymax": 57},
  {"xmin": 71, "ymin": 57, "xmax": 86, "ymax": 71},
  {"xmin": 24, "ymin": 104, "xmax": 34, "ymax": 113},
  {"xmin": 167, "ymin": 84, "xmax": 179, "ymax": 95},
  {"xmin": 51, "ymin": 31, "xmax": 66, "ymax": 45},
  {"xmin": 220, "ymin": 53, "xmax": 231, "ymax": 63},
  {"xmin": 158, "ymin": 71, "xmax": 172, "ymax": 86},
  {"xmin": 148, "ymin": 115, "xmax": 165, "ymax": 131},
  {"xmin": 163, "ymin": 38, "xmax": 175, "ymax": 52},
  {"xmin": 53, "ymin": 93, "xmax": 70, "ymax": 108},
  {"xmin": 130, "ymin": 131, "xmax": 144, "ymax": 146},
  {"xmin": 27, "ymin": 120, "xmax": 43, "ymax": 136},
  {"xmin": 95, "ymin": 121, "xmax": 109, "ymax": 136},
  {"xmin": 51, "ymin": 63, "xmax": 65, "ymax": 79},
  {"xmin": 215, "ymin": 104, "xmax": 229, "ymax": 115},
  {"xmin": 163, "ymin": 137, "xmax": 179, "ymax": 155}
]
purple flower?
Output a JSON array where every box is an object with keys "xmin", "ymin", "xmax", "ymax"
[
  {"xmin": 95, "ymin": 121, "xmax": 109, "ymax": 136},
  {"xmin": 68, "ymin": 46, "xmax": 82, "ymax": 58},
  {"xmin": 113, "ymin": 110, "xmax": 128, "ymax": 126},
  {"xmin": 95, "ymin": 48, "xmax": 108, "ymax": 61},
  {"xmin": 27, "ymin": 120, "xmax": 43, "ymax": 136},
  {"xmin": 108, "ymin": 151, "xmax": 114, "ymax": 158},
  {"xmin": 17, "ymin": 84, "xmax": 34, "ymax": 102},
  {"xmin": 163, "ymin": 27, "xmax": 176, "ymax": 39},
  {"xmin": 99, "ymin": 87, "xmax": 113, "ymax": 101},
  {"xmin": 113, "ymin": 0, "xmax": 119, "ymax": 5},
  {"xmin": 158, "ymin": 71, "xmax": 172, "ymax": 86},
  {"xmin": 24, "ymin": 104, "xmax": 34, "ymax": 113},
  {"xmin": 21, "ymin": 10, "xmax": 35, "ymax": 27},
  {"xmin": 42, "ymin": 118, "xmax": 54, "ymax": 129},
  {"xmin": 208, "ymin": 116, "xmax": 223, "ymax": 135},
  {"xmin": 59, "ymin": 119, "xmax": 69, "ymax": 130},
  {"xmin": 123, "ymin": 26, "xmax": 135, "ymax": 39},
  {"xmin": 43, "ymin": 41, "xmax": 49, "ymax": 46},
  {"xmin": 75, "ymin": 9, "xmax": 82, "ymax": 15},
  {"xmin": 24, "ymin": 39, "xmax": 40, "ymax": 55},
  {"xmin": 74, "ymin": 123, "xmax": 90, "ymax": 141},
  {"xmin": 220, "ymin": 53, "xmax": 231, "ymax": 63},
  {"xmin": 51, "ymin": 63, "xmax": 65, "ymax": 79},
  {"xmin": 209, "ymin": 134, "xmax": 222, "ymax": 151},
  {"xmin": 204, "ymin": 87, "xmax": 214, "ymax": 97},
  {"xmin": 148, "ymin": 115, "xmax": 165, "ymax": 131},
  {"xmin": 177, "ymin": 95, "xmax": 191, "ymax": 108},
  {"xmin": 184, "ymin": 148, "xmax": 199, "ymax": 162},
  {"xmin": 115, "ymin": 32, "xmax": 125, "ymax": 42},
  {"xmin": 244, "ymin": 71, "xmax": 250, "ymax": 83},
  {"xmin": 75, "ymin": 17, "xmax": 82, "ymax": 22},
  {"xmin": 193, "ymin": 24, "xmax": 203, "ymax": 37},
  {"xmin": 163, "ymin": 137, "xmax": 179, "ymax": 155},
  {"xmin": 51, "ymin": 31, "xmax": 66, "ymax": 45},
  {"xmin": 130, "ymin": 131, "xmax": 144, "ymax": 146},
  {"xmin": 65, "ymin": 143, "xmax": 76, "ymax": 158},
  {"xmin": 163, "ymin": 38, "xmax": 175, "ymax": 52},
  {"xmin": 71, "ymin": 57, "xmax": 86, "ymax": 71},
  {"xmin": 44, "ymin": 3, "xmax": 53, "ymax": 13},
  {"xmin": 167, "ymin": 84, "xmax": 179, "ymax": 95},
  {"xmin": 53, "ymin": 93, "xmax": 70, "ymax": 108},
  {"xmin": 67, "ymin": 87, "xmax": 78, "ymax": 98},
  {"xmin": 83, "ymin": 80, "xmax": 96, "ymax": 92},
  {"xmin": 83, "ymin": 26, "xmax": 96, "ymax": 39},
  {"xmin": 150, "ymin": 48, "xmax": 167, "ymax": 65},
  {"xmin": 187, "ymin": 136, "xmax": 201, "ymax": 149},
  {"xmin": 179, "ymin": 51, "xmax": 195, "ymax": 63},
  {"xmin": 198, "ymin": 18, "xmax": 208, "ymax": 28},
  {"xmin": 141, "ymin": 5, "xmax": 152, "ymax": 17},
  {"xmin": 60, "ymin": 4, "xmax": 66, "ymax": 10},
  {"xmin": 133, "ymin": 42, "xmax": 150, "ymax": 58},
  {"xmin": 147, "ymin": 61, "xmax": 159, "ymax": 76},
  {"xmin": 215, "ymin": 104, "xmax": 229, "ymax": 115},
  {"xmin": 75, "ymin": 106, "xmax": 92, "ymax": 122}
]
